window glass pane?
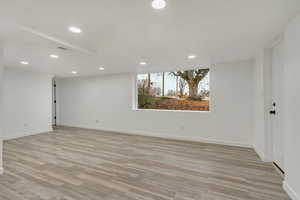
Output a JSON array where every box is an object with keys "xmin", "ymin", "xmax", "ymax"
[
  {"xmin": 137, "ymin": 74, "xmax": 149, "ymax": 96},
  {"xmin": 198, "ymin": 71, "xmax": 210, "ymax": 100},
  {"xmin": 164, "ymin": 72, "xmax": 177, "ymax": 96},
  {"xmin": 150, "ymin": 72, "xmax": 163, "ymax": 97},
  {"xmin": 137, "ymin": 69, "xmax": 210, "ymax": 111}
]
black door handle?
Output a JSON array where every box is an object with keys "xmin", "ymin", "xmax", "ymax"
[{"xmin": 270, "ymin": 110, "xmax": 276, "ymax": 115}]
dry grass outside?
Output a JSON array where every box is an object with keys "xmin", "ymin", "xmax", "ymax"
[{"xmin": 138, "ymin": 96, "xmax": 209, "ymax": 111}]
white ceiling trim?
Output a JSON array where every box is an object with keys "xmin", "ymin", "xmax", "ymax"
[{"xmin": 18, "ymin": 25, "xmax": 96, "ymax": 55}]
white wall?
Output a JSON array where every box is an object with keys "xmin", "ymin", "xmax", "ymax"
[
  {"xmin": 57, "ymin": 60, "xmax": 255, "ymax": 147},
  {"xmin": 3, "ymin": 68, "xmax": 53, "ymax": 140},
  {"xmin": 282, "ymin": 14, "xmax": 300, "ymax": 200},
  {"xmin": 0, "ymin": 48, "xmax": 3, "ymax": 174},
  {"xmin": 253, "ymin": 51, "xmax": 266, "ymax": 160}
]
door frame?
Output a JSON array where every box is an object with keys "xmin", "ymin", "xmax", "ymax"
[
  {"xmin": 263, "ymin": 35, "xmax": 285, "ymax": 172},
  {"xmin": 52, "ymin": 79, "xmax": 57, "ymax": 127},
  {"xmin": 270, "ymin": 38, "xmax": 285, "ymax": 173}
]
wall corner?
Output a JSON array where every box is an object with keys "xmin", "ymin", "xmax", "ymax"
[{"xmin": 283, "ymin": 181, "xmax": 300, "ymax": 200}]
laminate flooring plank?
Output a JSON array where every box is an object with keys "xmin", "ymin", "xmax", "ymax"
[{"xmin": 0, "ymin": 126, "xmax": 289, "ymax": 200}]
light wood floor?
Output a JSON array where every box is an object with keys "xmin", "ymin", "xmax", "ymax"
[{"xmin": 0, "ymin": 127, "xmax": 289, "ymax": 200}]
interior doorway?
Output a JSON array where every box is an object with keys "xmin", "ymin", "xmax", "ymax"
[
  {"xmin": 52, "ymin": 79, "xmax": 57, "ymax": 127},
  {"xmin": 271, "ymin": 40, "xmax": 285, "ymax": 174}
]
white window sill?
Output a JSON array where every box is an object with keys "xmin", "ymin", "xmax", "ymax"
[{"xmin": 133, "ymin": 108, "xmax": 211, "ymax": 113}]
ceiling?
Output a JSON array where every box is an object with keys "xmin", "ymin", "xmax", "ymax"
[{"xmin": 0, "ymin": 0, "xmax": 299, "ymax": 77}]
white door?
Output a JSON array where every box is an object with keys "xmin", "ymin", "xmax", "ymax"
[{"xmin": 271, "ymin": 41, "xmax": 284, "ymax": 172}]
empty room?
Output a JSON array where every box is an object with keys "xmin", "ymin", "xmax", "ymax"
[{"xmin": 0, "ymin": 0, "xmax": 300, "ymax": 199}]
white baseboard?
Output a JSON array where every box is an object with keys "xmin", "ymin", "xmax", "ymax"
[
  {"xmin": 4, "ymin": 127, "xmax": 53, "ymax": 140},
  {"xmin": 253, "ymin": 145, "xmax": 266, "ymax": 161},
  {"xmin": 283, "ymin": 181, "xmax": 299, "ymax": 200},
  {"xmin": 58, "ymin": 124, "xmax": 252, "ymax": 148},
  {"xmin": 253, "ymin": 145, "xmax": 274, "ymax": 163}
]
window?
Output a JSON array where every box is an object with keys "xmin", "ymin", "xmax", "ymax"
[{"xmin": 136, "ymin": 68, "xmax": 210, "ymax": 111}]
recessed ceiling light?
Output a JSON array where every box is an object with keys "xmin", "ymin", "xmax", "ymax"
[
  {"xmin": 20, "ymin": 61, "xmax": 29, "ymax": 65},
  {"xmin": 50, "ymin": 54, "xmax": 59, "ymax": 59},
  {"xmin": 72, "ymin": 71, "xmax": 77, "ymax": 74},
  {"xmin": 152, "ymin": 0, "xmax": 167, "ymax": 9},
  {"xmin": 69, "ymin": 26, "xmax": 82, "ymax": 33},
  {"xmin": 99, "ymin": 67, "xmax": 105, "ymax": 71},
  {"xmin": 188, "ymin": 54, "xmax": 197, "ymax": 59},
  {"xmin": 140, "ymin": 62, "xmax": 147, "ymax": 66}
]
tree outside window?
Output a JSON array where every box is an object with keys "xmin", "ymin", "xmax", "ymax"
[{"xmin": 137, "ymin": 68, "xmax": 210, "ymax": 111}]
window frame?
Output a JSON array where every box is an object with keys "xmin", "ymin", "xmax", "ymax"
[{"xmin": 132, "ymin": 69, "xmax": 211, "ymax": 113}]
